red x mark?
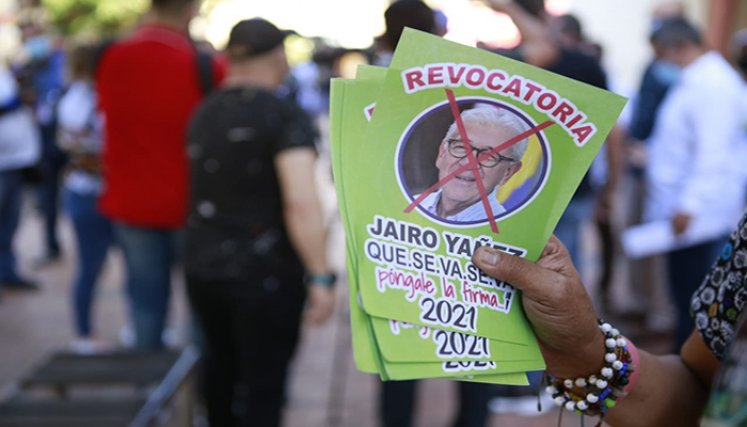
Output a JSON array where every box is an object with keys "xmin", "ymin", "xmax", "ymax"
[{"xmin": 405, "ymin": 89, "xmax": 554, "ymax": 234}]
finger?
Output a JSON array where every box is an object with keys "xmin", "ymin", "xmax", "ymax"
[
  {"xmin": 536, "ymin": 235, "xmax": 576, "ymax": 275},
  {"xmin": 472, "ymin": 245, "xmax": 560, "ymax": 298},
  {"xmin": 542, "ymin": 235, "xmax": 564, "ymax": 257}
]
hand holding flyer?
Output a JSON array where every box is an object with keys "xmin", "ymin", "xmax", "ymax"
[{"xmin": 330, "ymin": 29, "xmax": 626, "ymax": 383}]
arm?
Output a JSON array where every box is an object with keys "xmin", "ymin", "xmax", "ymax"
[
  {"xmin": 275, "ymin": 147, "xmax": 335, "ymax": 325},
  {"xmin": 605, "ymin": 124, "xmax": 623, "ymax": 191},
  {"xmin": 606, "ymin": 332, "xmax": 717, "ymax": 426},
  {"xmin": 471, "ymin": 236, "xmax": 720, "ymax": 426},
  {"xmin": 594, "ymin": 124, "xmax": 624, "ymax": 223},
  {"xmin": 481, "ymin": 0, "xmax": 559, "ymax": 67}
]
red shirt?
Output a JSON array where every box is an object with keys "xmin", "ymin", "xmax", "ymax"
[{"xmin": 96, "ymin": 24, "xmax": 224, "ymax": 229}]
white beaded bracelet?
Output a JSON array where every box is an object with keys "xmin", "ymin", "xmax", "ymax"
[{"xmin": 545, "ymin": 320, "xmax": 638, "ymax": 425}]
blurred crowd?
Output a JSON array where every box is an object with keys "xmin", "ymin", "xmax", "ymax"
[{"xmin": 1, "ymin": 0, "xmax": 747, "ymax": 426}]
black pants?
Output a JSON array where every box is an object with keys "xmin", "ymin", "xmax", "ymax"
[
  {"xmin": 380, "ymin": 380, "xmax": 491, "ymax": 427},
  {"xmin": 187, "ymin": 276, "xmax": 306, "ymax": 427},
  {"xmin": 37, "ymin": 123, "xmax": 66, "ymax": 255},
  {"xmin": 667, "ymin": 238, "xmax": 725, "ymax": 350}
]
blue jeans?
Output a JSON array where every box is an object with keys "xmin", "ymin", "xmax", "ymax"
[
  {"xmin": 64, "ymin": 189, "xmax": 113, "ymax": 336},
  {"xmin": 554, "ymin": 195, "xmax": 593, "ymax": 267},
  {"xmin": 0, "ymin": 169, "xmax": 23, "ymax": 282},
  {"xmin": 114, "ymin": 223, "xmax": 181, "ymax": 349}
]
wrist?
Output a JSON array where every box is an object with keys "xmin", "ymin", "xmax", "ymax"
[
  {"xmin": 546, "ymin": 320, "xmax": 639, "ymax": 417},
  {"xmin": 304, "ymin": 272, "xmax": 337, "ymax": 288},
  {"xmin": 547, "ymin": 325, "xmax": 606, "ymax": 379},
  {"xmin": 574, "ymin": 328, "xmax": 608, "ymax": 377}
]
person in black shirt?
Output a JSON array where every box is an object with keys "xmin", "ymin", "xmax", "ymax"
[
  {"xmin": 185, "ymin": 18, "xmax": 335, "ymax": 427},
  {"xmin": 481, "ymin": 0, "xmax": 611, "ymax": 268}
]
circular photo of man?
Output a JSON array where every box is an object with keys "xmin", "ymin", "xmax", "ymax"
[{"xmin": 398, "ymin": 98, "xmax": 549, "ymax": 225}]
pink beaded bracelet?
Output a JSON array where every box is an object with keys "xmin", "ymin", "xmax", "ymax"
[{"xmin": 622, "ymin": 336, "xmax": 640, "ymax": 395}]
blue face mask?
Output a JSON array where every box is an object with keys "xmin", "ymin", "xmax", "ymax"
[
  {"xmin": 24, "ymin": 35, "xmax": 51, "ymax": 60},
  {"xmin": 649, "ymin": 19, "xmax": 665, "ymax": 36},
  {"xmin": 652, "ymin": 60, "xmax": 681, "ymax": 85}
]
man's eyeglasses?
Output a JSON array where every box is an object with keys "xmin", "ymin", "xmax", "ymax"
[{"xmin": 445, "ymin": 139, "xmax": 517, "ymax": 168}]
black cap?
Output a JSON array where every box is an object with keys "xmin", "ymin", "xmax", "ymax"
[
  {"xmin": 226, "ymin": 18, "xmax": 294, "ymax": 59},
  {"xmin": 649, "ymin": 17, "xmax": 701, "ymax": 48},
  {"xmin": 382, "ymin": 0, "xmax": 434, "ymax": 50}
]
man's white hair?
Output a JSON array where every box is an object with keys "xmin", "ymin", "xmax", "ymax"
[{"xmin": 445, "ymin": 106, "xmax": 530, "ymax": 160}]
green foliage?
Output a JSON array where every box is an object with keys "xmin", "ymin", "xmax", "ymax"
[{"xmin": 41, "ymin": 0, "xmax": 149, "ymax": 37}]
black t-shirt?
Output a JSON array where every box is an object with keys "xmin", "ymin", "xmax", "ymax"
[
  {"xmin": 184, "ymin": 86, "xmax": 317, "ymax": 283},
  {"xmin": 548, "ymin": 49, "xmax": 608, "ymax": 197},
  {"xmin": 546, "ymin": 48, "xmax": 608, "ymax": 90},
  {"xmin": 494, "ymin": 46, "xmax": 609, "ymax": 89}
]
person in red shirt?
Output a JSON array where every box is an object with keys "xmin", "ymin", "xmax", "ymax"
[{"xmin": 96, "ymin": 0, "xmax": 224, "ymax": 349}]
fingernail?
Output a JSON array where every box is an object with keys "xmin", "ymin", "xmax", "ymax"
[{"xmin": 479, "ymin": 248, "xmax": 499, "ymax": 266}]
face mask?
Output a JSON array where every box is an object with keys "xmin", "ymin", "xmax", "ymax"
[
  {"xmin": 652, "ymin": 60, "xmax": 681, "ymax": 85},
  {"xmin": 24, "ymin": 35, "xmax": 51, "ymax": 60},
  {"xmin": 649, "ymin": 19, "xmax": 664, "ymax": 36}
]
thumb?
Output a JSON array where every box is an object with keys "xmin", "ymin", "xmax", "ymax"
[{"xmin": 471, "ymin": 246, "xmax": 558, "ymax": 300}]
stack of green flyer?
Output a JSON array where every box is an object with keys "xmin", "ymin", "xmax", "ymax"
[{"xmin": 330, "ymin": 29, "xmax": 626, "ymax": 384}]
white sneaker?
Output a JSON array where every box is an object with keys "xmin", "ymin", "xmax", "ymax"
[
  {"xmin": 118, "ymin": 326, "xmax": 135, "ymax": 348},
  {"xmin": 70, "ymin": 338, "xmax": 110, "ymax": 355},
  {"xmin": 489, "ymin": 393, "xmax": 554, "ymax": 417},
  {"xmin": 488, "ymin": 397, "xmax": 510, "ymax": 414},
  {"xmin": 539, "ymin": 391, "xmax": 555, "ymax": 413},
  {"xmin": 515, "ymin": 392, "xmax": 555, "ymax": 416},
  {"xmin": 509, "ymin": 396, "xmax": 540, "ymax": 416},
  {"xmin": 162, "ymin": 327, "xmax": 179, "ymax": 348},
  {"xmin": 118, "ymin": 325, "xmax": 179, "ymax": 348}
]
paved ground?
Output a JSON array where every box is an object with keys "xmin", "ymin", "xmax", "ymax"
[{"xmin": 0, "ymin": 176, "xmax": 673, "ymax": 427}]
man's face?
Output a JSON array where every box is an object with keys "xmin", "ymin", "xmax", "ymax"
[
  {"xmin": 434, "ymin": 121, "xmax": 522, "ymax": 214},
  {"xmin": 653, "ymin": 42, "xmax": 687, "ymax": 68}
]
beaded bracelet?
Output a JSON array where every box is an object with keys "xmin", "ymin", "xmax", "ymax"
[{"xmin": 545, "ymin": 320, "xmax": 639, "ymax": 426}]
